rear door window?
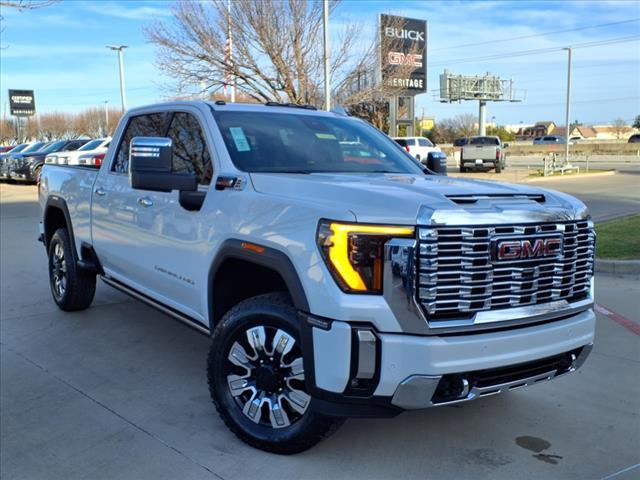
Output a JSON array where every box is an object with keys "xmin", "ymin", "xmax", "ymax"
[
  {"xmin": 112, "ymin": 113, "xmax": 170, "ymax": 173},
  {"xmin": 418, "ymin": 138, "xmax": 433, "ymax": 147}
]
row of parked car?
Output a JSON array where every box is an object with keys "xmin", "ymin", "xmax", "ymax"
[{"xmin": 0, "ymin": 137, "xmax": 110, "ymax": 183}]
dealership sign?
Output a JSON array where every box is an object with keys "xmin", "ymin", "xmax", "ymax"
[
  {"xmin": 8, "ymin": 89, "xmax": 36, "ymax": 117},
  {"xmin": 379, "ymin": 14, "xmax": 427, "ymax": 95}
]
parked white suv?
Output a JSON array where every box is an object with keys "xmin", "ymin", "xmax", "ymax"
[
  {"xmin": 392, "ymin": 136, "xmax": 440, "ymax": 162},
  {"xmin": 38, "ymin": 101, "xmax": 595, "ymax": 454}
]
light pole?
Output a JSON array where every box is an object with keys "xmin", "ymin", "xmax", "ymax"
[
  {"xmin": 104, "ymin": 100, "xmax": 109, "ymax": 136},
  {"xmin": 322, "ymin": 0, "xmax": 330, "ymax": 111},
  {"xmin": 563, "ymin": 47, "xmax": 572, "ymax": 164},
  {"xmin": 107, "ymin": 45, "xmax": 128, "ymax": 112}
]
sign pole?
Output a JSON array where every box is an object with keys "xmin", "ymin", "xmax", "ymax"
[{"xmin": 389, "ymin": 96, "xmax": 397, "ymax": 137}]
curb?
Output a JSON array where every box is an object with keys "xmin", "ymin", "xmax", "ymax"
[
  {"xmin": 595, "ymin": 259, "xmax": 640, "ymax": 276},
  {"xmin": 523, "ymin": 170, "xmax": 617, "ymax": 183}
]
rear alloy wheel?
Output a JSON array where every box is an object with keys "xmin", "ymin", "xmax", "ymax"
[
  {"xmin": 48, "ymin": 228, "xmax": 96, "ymax": 311},
  {"xmin": 208, "ymin": 293, "xmax": 341, "ymax": 454}
]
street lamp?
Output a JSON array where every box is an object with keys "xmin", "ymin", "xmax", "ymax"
[
  {"xmin": 563, "ymin": 47, "xmax": 572, "ymax": 164},
  {"xmin": 106, "ymin": 45, "xmax": 128, "ymax": 112}
]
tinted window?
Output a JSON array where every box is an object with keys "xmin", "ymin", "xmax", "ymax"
[
  {"xmin": 418, "ymin": 138, "xmax": 433, "ymax": 147},
  {"xmin": 469, "ymin": 137, "xmax": 499, "ymax": 146},
  {"xmin": 453, "ymin": 138, "xmax": 467, "ymax": 146},
  {"xmin": 112, "ymin": 113, "xmax": 169, "ymax": 173},
  {"xmin": 214, "ymin": 112, "xmax": 424, "ymax": 174},
  {"xmin": 22, "ymin": 142, "xmax": 47, "ymax": 153},
  {"xmin": 79, "ymin": 139, "xmax": 105, "ymax": 151},
  {"xmin": 64, "ymin": 140, "xmax": 87, "ymax": 151},
  {"xmin": 166, "ymin": 112, "xmax": 213, "ymax": 185},
  {"xmin": 42, "ymin": 140, "xmax": 67, "ymax": 153},
  {"xmin": 8, "ymin": 144, "xmax": 28, "ymax": 153}
]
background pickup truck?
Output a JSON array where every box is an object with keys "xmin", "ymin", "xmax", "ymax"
[
  {"xmin": 38, "ymin": 101, "xmax": 595, "ymax": 454},
  {"xmin": 460, "ymin": 135, "xmax": 506, "ymax": 173}
]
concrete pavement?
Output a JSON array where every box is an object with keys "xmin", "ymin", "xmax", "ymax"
[{"xmin": 1, "ymin": 183, "xmax": 639, "ymax": 480}]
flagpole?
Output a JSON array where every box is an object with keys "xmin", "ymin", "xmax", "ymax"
[{"xmin": 228, "ymin": 0, "xmax": 236, "ymax": 102}]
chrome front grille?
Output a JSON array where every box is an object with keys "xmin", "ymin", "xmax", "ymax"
[{"xmin": 417, "ymin": 220, "xmax": 595, "ymax": 319}]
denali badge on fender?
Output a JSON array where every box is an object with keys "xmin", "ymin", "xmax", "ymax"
[{"xmin": 492, "ymin": 236, "xmax": 563, "ymax": 262}]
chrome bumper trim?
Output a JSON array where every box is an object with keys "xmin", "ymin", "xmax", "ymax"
[{"xmin": 391, "ymin": 343, "xmax": 593, "ymax": 410}]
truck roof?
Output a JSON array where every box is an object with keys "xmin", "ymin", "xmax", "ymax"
[{"xmin": 125, "ymin": 100, "xmax": 345, "ymax": 118}]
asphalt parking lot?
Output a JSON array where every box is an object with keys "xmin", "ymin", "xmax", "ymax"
[{"xmin": 1, "ymin": 182, "xmax": 639, "ymax": 480}]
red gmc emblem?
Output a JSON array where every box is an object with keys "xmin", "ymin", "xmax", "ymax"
[{"xmin": 494, "ymin": 236, "xmax": 563, "ymax": 262}]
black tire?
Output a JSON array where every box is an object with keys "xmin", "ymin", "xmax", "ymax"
[
  {"xmin": 33, "ymin": 165, "xmax": 42, "ymax": 184},
  {"xmin": 48, "ymin": 228, "xmax": 96, "ymax": 311},
  {"xmin": 415, "ymin": 154, "xmax": 421, "ymax": 162},
  {"xmin": 207, "ymin": 292, "xmax": 342, "ymax": 454},
  {"xmin": 459, "ymin": 165, "xmax": 466, "ymax": 173},
  {"xmin": 495, "ymin": 162, "xmax": 502, "ymax": 173}
]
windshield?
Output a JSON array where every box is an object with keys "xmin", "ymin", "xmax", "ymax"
[
  {"xmin": 22, "ymin": 142, "xmax": 47, "ymax": 153},
  {"xmin": 41, "ymin": 140, "xmax": 67, "ymax": 153},
  {"xmin": 78, "ymin": 139, "xmax": 104, "ymax": 151},
  {"xmin": 469, "ymin": 137, "xmax": 499, "ymax": 146},
  {"xmin": 8, "ymin": 143, "xmax": 28, "ymax": 153},
  {"xmin": 214, "ymin": 111, "xmax": 424, "ymax": 174}
]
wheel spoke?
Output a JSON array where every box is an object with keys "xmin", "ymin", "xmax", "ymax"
[
  {"xmin": 228, "ymin": 342, "xmax": 255, "ymax": 370},
  {"xmin": 246, "ymin": 326, "xmax": 267, "ymax": 357},
  {"xmin": 270, "ymin": 329, "xmax": 295, "ymax": 361},
  {"xmin": 268, "ymin": 395, "xmax": 291, "ymax": 428},
  {"xmin": 227, "ymin": 374, "xmax": 255, "ymax": 397},
  {"xmin": 285, "ymin": 357, "xmax": 305, "ymax": 381},
  {"xmin": 283, "ymin": 388, "xmax": 311, "ymax": 415},
  {"xmin": 242, "ymin": 390, "xmax": 264, "ymax": 423}
]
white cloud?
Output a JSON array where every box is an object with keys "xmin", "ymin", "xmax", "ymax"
[{"xmin": 81, "ymin": 1, "xmax": 172, "ymax": 20}]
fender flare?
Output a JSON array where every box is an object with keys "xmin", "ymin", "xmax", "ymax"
[
  {"xmin": 207, "ymin": 239, "xmax": 310, "ymax": 326},
  {"xmin": 43, "ymin": 196, "xmax": 78, "ymax": 261}
]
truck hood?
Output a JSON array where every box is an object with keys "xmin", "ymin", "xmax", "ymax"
[{"xmin": 250, "ymin": 173, "xmax": 588, "ymax": 224}]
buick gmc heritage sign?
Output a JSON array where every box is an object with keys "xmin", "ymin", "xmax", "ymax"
[
  {"xmin": 8, "ymin": 89, "xmax": 36, "ymax": 116},
  {"xmin": 380, "ymin": 14, "xmax": 428, "ymax": 95}
]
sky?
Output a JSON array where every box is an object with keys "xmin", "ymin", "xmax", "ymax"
[{"xmin": 1, "ymin": 0, "xmax": 639, "ymax": 127}]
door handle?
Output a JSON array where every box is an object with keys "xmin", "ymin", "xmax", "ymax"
[
  {"xmin": 94, "ymin": 188, "xmax": 106, "ymax": 196},
  {"xmin": 137, "ymin": 197, "xmax": 153, "ymax": 207}
]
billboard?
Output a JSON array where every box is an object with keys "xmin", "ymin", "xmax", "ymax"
[
  {"xmin": 379, "ymin": 14, "xmax": 427, "ymax": 96},
  {"xmin": 8, "ymin": 89, "xmax": 36, "ymax": 116}
]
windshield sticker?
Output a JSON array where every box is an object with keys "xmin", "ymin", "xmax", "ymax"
[
  {"xmin": 230, "ymin": 127, "xmax": 251, "ymax": 152},
  {"xmin": 315, "ymin": 133, "xmax": 336, "ymax": 140}
]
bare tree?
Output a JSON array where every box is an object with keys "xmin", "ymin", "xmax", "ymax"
[
  {"xmin": 146, "ymin": 0, "xmax": 416, "ymax": 121},
  {"xmin": 612, "ymin": 117, "xmax": 627, "ymax": 140},
  {"xmin": 0, "ymin": 1, "xmax": 56, "ymax": 25},
  {"xmin": 74, "ymin": 107, "xmax": 121, "ymax": 137}
]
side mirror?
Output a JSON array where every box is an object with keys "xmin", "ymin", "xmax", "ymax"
[
  {"xmin": 503, "ymin": 143, "xmax": 510, "ymax": 148},
  {"xmin": 426, "ymin": 151, "xmax": 447, "ymax": 176},
  {"xmin": 129, "ymin": 137, "xmax": 197, "ymax": 192}
]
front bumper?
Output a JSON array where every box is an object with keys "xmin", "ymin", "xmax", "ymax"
[
  {"xmin": 302, "ymin": 308, "xmax": 595, "ymax": 416},
  {"xmin": 9, "ymin": 165, "xmax": 37, "ymax": 182}
]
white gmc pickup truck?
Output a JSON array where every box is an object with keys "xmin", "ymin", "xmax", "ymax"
[{"xmin": 38, "ymin": 101, "xmax": 595, "ymax": 454}]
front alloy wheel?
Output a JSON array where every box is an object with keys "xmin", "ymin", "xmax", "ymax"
[
  {"xmin": 207, "ymin": 293, "xmax": 341, "ymax": 454},
  {"xmin": 226, "ymin": 325, "xmax": 309, "ymax": 429}
]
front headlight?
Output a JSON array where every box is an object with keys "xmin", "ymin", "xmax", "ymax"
[
  {"xmin": 45, "ymin": 156, "xmax": 57, "ymax": 164},
  {"xmin": 317, "ymin": 220, "xmax": 414, "ymax": 293}
]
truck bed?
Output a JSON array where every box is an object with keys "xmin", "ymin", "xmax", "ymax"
[{"xmin": 38, "ymin": 165, "xmax": 99, "ymax": 254}]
